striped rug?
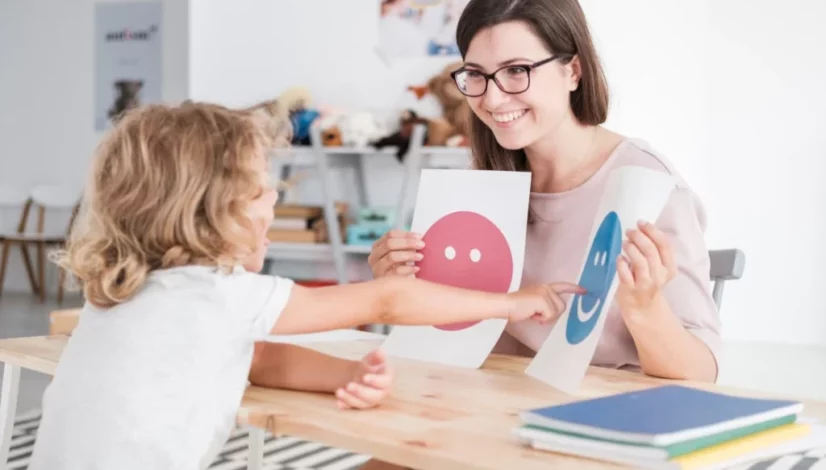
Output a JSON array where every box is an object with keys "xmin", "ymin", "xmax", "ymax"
[
  {"xmin": 6, "ymin": 409, "xmax": 370, "ymax": 470},
  {"xmin": 8, "ymin": 409, "xmax": 826, "ymax": 469}
]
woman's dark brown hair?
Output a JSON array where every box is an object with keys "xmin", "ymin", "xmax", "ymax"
[{"xmin": 456, "ymin": 0, "xmax": 610, "ymax": 172}]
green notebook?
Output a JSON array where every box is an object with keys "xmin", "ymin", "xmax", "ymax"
[{"xmin": 514, "ymin": 414, "xmax": 796, "ymax": 461}]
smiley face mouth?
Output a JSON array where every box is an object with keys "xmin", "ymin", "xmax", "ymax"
[{"xmin": 576, "ymin": 294, "xmax": 602, "ymax": 323}]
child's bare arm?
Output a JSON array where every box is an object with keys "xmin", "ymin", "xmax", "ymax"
[
  {"xmin": 248, "ymin": 342, "xmax": 356, "ymax": 393},
  {"xmin": 271, "ymin": 276, "xmax": 512, "ymax": 335}
]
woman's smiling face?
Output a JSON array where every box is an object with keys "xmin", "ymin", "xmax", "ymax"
[{"xmin": 461, "ymin": 20, "xmax": 581, "ymax": 150}]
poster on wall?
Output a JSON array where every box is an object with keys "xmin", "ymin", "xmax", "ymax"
[
  {"xmin": 94, "ymin": 2, "xmax": 162, "ymax": 131},
  {"xmin": 378, "ymin": 0, "xmax": 471, "ymax": 58},
  {"xmin": 380, "ymin": 169, "xmax": 531, "ymax": 368}
]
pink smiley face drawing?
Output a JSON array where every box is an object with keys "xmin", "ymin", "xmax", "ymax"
[{"xmin": 417, "ymin": 211, "xmax": 513, "ymax": 331}]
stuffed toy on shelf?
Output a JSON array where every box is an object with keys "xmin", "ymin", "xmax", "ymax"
[{"xmin": 370, "ymin": 61, "xmax": 471, "ymax": 161}]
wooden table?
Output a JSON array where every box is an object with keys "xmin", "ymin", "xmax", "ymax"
[{"xmin": 2, "ymin": 336, "xmax": 826, "ymax": 470}]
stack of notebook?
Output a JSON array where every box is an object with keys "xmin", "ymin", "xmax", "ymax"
[{"xmin": 514, "ymin": 385, "xmax": 825, "ymax": 469}]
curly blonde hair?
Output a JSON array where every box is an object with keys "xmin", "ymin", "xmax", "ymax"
[{"xmin": 56, "ymin": 101, "xmax": 289, "ymax": 308}]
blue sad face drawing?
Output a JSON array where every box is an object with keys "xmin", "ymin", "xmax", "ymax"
[{"xmin": 566, "ymin": 211, "xmax": 623, "ymax": 345}]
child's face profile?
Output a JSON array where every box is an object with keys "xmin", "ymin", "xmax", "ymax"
[{"xmin": 241, "ymin": 165, "xmax": 277, "ymax": 273}]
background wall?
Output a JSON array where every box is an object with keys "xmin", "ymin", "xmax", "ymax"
[
  {"xmin": 0, "ymin": 0, "xmax": 189, "ymax": 291},
  {"xmin": 1, "ymin": 0, "xmax": 824, "ymax": 347}
]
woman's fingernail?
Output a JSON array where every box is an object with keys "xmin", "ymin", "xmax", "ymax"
[
  {"xmin": 415, "ymin": 253, "xmax": 424, "ymax": 260},
  {"xmin": 416, "ymin": 241, "xmax": 425, "ymax": 248}
]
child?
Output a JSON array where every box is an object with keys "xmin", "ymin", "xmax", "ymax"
[{"xmin": 28, "ymin": 102, "xmax": 581, "ymax": 470}]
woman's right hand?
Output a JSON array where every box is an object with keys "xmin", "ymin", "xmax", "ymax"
[
  {"xmin": 505, "ymin": 282, "xmax": 586, "ymax": 324},
  {"xmin": 367, "ymin": 230, "xmax": 425, "ymax": 278}
]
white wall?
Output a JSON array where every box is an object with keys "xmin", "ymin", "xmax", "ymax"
[
  {"xmin": 0, "ymin": 0, "xmax": 189, "ymax": 292},
  {"xmin": 705, "ymin": 0, "xmax": 826, "ymax": 345}
]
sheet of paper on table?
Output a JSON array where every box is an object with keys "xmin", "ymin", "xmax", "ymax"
[
  {"xmin": 381, "ymin": 168, "xmax": 532, "ymax": 368},
  {"xmin": 525, "ymin": 165, "xmax": 676, "ymax": 393}
]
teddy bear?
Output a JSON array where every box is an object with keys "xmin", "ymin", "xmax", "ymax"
[
  {"xmin": 370, "ymin": 62, "xmax": 471, "ymax": 156},
  {"xmin": 108, "ymin": 79, "xmax": 143, "ymax": 123},
  {"xmin": 426, "ymin": 60, "xmax": 471, "ymax": 147}
]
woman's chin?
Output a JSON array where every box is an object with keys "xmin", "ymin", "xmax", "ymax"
[{"xmin": 492, "ymin": 133, "xmax": 531, "ymax": 151}]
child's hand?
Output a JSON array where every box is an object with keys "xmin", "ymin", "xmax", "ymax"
[
  {"xmin": 335, "ymin": 348, "xmax": 393, "ymax": 410},
  {"xmin": 506, "ymin": 282, "xmax": 585, "ymax": 324}
]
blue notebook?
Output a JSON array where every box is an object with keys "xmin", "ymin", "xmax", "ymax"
[{"xmin": 520, "ymin": 385, "xmax": 803, "ymax": 447}]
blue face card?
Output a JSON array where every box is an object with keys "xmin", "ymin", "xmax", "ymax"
[{"xmin": 566, "ymin": 211, "xmax": 623, "ymax": 345}]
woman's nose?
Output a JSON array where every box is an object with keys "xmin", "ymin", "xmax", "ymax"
[{"xmin": 482, "ymin": 81, "xmax": 509, "ymax": 109}]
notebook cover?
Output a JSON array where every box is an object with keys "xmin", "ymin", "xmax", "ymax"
[
  {"xmin": 673, "ymin": 423, "xmax": 810, "ymax": 469},
  {"xmin": 522, "ymin": 385, "xmax": 802, "ymax": 442},
  {"xmin": 520, "ymin": 414, "xmax": 798, "ymax": 459}
]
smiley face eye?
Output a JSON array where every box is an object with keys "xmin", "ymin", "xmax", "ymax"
[
  {"xmin": 600, "ymin": 252, "xmax": 607, "ymax": 266},
  {"xmin": 593, "ymin": 251, "xmax": 608, "ymax": 266},
  {"xmin": 444, "ymin": 246, "xmax": 456, "ymax": 260},
  {"xmin": 469, "ymin": 248, "xmax": 481, "ymax": 263}
]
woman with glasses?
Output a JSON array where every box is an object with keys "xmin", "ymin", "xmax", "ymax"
[{"xmin": 367, "ymin": 0, "xmax": 720, "ymax": 424}]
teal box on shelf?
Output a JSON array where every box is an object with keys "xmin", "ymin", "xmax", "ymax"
[
  {"xmin": 347, "ymin": 222, "xmax": 391, "ymax": 246},
  {"xmin": 358, "ymin": 207, "xmax": 396, "ymax": 227}
]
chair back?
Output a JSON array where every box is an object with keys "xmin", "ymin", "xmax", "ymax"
[{"xmin": 709, "ymin": 248, "xmax": 746, "ymax": 310}]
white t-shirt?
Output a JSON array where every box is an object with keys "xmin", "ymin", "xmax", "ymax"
[{"xmin": 29, "ymin": 265, "xmax": 294, "ymax": 470}]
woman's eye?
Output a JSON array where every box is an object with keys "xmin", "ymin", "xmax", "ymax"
[
  {"xmin": 465, "ymin": 70, "xmax": 483, "ymax": 78},
  {"xmin": 507, "ymin": 66, "xmax": 528, "ymax": 75}
]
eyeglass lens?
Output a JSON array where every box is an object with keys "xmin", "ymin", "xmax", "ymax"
[{"xmin": 454, "ymin": 66, "xmax": 530, "ymax": 96}]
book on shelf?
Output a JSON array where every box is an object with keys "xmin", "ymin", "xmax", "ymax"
[
  {"xmin": 268, "ymin": 202, "xmax": 350, "ymax": 244},
  {"xmin": 515, "ymin": 384, "xmax": 826, "ymax": 469}
]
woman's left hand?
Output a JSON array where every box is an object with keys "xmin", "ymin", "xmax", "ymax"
[{"xmin": 616, "ymin": 220, "xmax": 677, "ymax": 315}]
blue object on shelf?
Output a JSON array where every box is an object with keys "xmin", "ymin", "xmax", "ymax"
[
  {"xmin": 358, "ymin": 207, "xmax": 396, "ymax": 226},
  {"xmin": 347, "ymin": 222, "xmax": 391, "ymax": 246}
]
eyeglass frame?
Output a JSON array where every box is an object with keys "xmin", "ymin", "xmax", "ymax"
[{"xmin": 449, "ymin": 55, "xmax": 567, "ymax": 97}]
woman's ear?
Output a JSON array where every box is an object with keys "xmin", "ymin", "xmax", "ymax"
[{"xmin": 567, "ymin": 55, "xmax": 582, "ymax": 92}]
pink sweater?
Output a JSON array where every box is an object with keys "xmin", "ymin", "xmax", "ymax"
[{"xmin": 493, "ymin": 139, "xmax": 723, "ymax": 373}]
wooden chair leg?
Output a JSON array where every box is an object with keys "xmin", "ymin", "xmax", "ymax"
[
  {"xmin": 0, "ymin": 240, "xmax": 11, "ymax": 297},
  {"xmin": 37, "ymin": 241, "xmax": 46, "ymax": 303},
  {"xmin": 57, "ymin": 267, "xmax": 65, "ymax": 304},
  {"xmin": 18, "ymin": 243, "xmax": 39, "ymax": 295}
]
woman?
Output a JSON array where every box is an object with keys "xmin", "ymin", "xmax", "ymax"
[{"xmin": 368, "ymin": 0, "xmax": 721, "ymax": 385}]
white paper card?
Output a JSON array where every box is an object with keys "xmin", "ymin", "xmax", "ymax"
[
  {"xmin": 381, "ymin": 169, "xmax": 531, "ymax": 368},
  {"xmin": 525, "ymin": 166, "xmax": 676, "ymax": 392}
]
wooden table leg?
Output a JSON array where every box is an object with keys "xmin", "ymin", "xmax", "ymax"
[
  {"xmin": 0, "ymin": 363, "xmax": 21, "ymax": 470},
  {"xmin": 247, "ymin": 426, "xmax": 265, "ymax": 470}
]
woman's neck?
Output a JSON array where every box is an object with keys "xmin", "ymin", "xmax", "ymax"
[{"xmin": 524, "ymin": 116, "xmax": 602, "ymax": 194}]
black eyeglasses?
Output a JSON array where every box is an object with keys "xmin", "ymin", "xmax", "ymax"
[{"xmin": 450, "ymin": 55, "xmax": 564, "ymax": 97}]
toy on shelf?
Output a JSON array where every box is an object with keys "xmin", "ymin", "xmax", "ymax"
[
  {"xmin": 371, "ymin": 109, "xmax": 431, "ymax": 162},
  {"xmin": 315, "ymin": 110, "xmax": 388, "ymax": 148},
  {"xmin": 278, "ymin": 87, "xmax": 320, "ymax": 146},
  {"xmin": 371, "ymin": 62, "xmax": 471, "ymax": 161},
  {"xmin": 424, "ymin": 61, "xmax": 471, "ymax": 147},
  {"xmin": 346, "ymin": 207, "xmax": 395, "ymax": 246},
  {"xmin": 242, "ymin": 98, "xmax": 291, "ymax": 148}
]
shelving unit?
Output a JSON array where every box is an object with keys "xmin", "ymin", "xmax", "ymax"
[{"xmin": 265, "ymin": 123, "xmax": 470, "ymax": 286}]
